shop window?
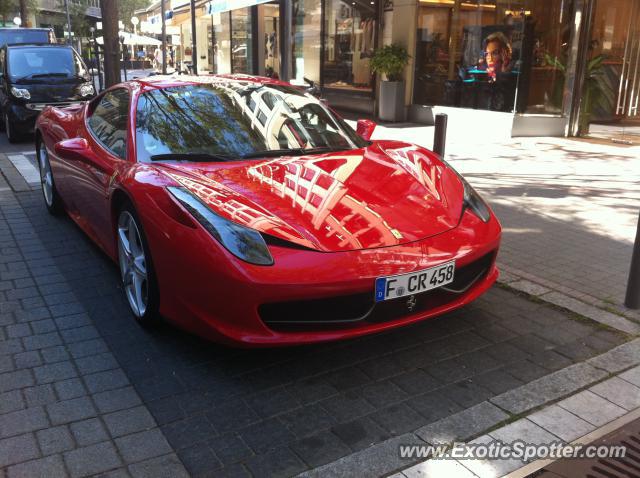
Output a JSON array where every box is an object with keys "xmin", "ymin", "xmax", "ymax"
[
  {"xmin": 412, "ymin": 0, "xmax": 573, "ymax": 115},
  {"xmin": 264, "ymin": 3, "xmax": 281, "ymax": 78},
  {"xmin": 292, "ymin": 0, "xmax": 322, "ymax": 84},
  {"xmin": 231, "ymin": 8, "xmax": 252, "ymax": 74},
  {"xmin": 323, "ymin": 0, "xmax": 377, "ymax": 92}
]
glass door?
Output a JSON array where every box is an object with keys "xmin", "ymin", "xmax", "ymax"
[{"xmin": 582, "ymin": 0, "xmax": 640, "ymax": 144}]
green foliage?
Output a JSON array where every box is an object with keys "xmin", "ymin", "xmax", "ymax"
[
  {"xmin": 61, "ymin": 0, "xmax": 91, "ymax": 39},
  {"xmin": 370, "ymin": 44, "xmax": 411, "ymax": 82},
  {"xmin": 544, "ymin": 52, "xmax": 615, "ymax": 132},
  {"xmin": 119, "ymin": 0, "xmax": 151, "ymax": 31},
  {"xmin": 0, "ymin": 0, "xmax": 37, "ymax": 25}
]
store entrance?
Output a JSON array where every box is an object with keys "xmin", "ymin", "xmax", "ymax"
[{"xmin": 582, "ymin": 0, "xmax": 640, "ymax": 144}]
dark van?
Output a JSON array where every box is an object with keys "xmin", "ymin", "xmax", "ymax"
[
  {"xmin": 0, "ymin": 44, "xmax": 95, "ymax": 142},
  {"xmin": 0, "ymin": 28, "xmax": 56, "ymax": 47}
]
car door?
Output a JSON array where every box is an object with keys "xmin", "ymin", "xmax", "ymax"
[{"xmin": 72, "ymin": 88, "xmax": 130, "ymax": 251}]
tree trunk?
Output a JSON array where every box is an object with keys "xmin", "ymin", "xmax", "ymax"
[
  {"xmin": 99, "ymin": 0, "xmax": 121, "ymax": 87},
  {"xmin": 19, "ymin": 0, "xmax": 27, "ymax": 27}
]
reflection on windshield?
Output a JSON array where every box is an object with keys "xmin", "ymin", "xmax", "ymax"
[
  {"xmin": 8, "ymin": 47, "xmax": 82, "ymax": 80},
  {"xmin": 135, "ymin": 80, "xmax": 367, "ymax": 162}
]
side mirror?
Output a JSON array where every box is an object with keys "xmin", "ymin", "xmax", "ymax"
[
  {"xmin": 356, "ymin": 119, "xmax": 376, "ymax": 141},
  {"xmin": 54, "ymin": 138, "xmax": 92, "ymax": 162}
]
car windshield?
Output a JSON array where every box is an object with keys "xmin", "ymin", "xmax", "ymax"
[
  {"xmin": 8, "ymin": 47, "xmax": 84, "ymax": 81},
  {"xmin": 135, "ymin": 81, "xmax": 368, "ymax": 162},
  {"xmin": 0, "ymin": 29, "xmax": 50, "ymax": 46}
]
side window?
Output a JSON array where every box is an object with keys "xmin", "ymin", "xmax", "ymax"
[
  {"xmin": 0, "ymin": 50, "xmax": 5, "ymax": 75},
  {"xmin": 87, "ymin": 89, "xmax": 129, "ymax": 159}
]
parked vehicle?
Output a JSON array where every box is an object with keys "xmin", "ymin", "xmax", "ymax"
[
  {"xmin": 0, "ymin": 28, "xmax": 55, "ymax": 47},
  {"xmin": 0, "ymin": 44, "xmax": 95, "ymax": 142},
  {"xmin": 35, "ymin": 75, "xmax": 501, "ymax": 346}
]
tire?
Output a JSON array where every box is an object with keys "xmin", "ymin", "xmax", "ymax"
[
  {"xmin": 116, "ymin": 203, "xmax": 160, "ymax": 325},
  {"xmin": 36, "ymin": 139, "xmax": 63, "ymax": 215},
  {"xmin": 5, "ymin": 113, "xmax": 20, "ymax": 143}
]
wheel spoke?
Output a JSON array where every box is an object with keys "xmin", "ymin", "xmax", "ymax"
[
  {"xmin": 128, "ymin": 222, "xmax": 140, "ymax": 256},
  {"xmin": 133, "ymin": 255, "xmax": 146, "ymax": 276},
  {"xmin": 118, "ymin": 227, "xmax": 132, "ymax": 256},
  {"xmin": 123, "ymin": 269, "xmax": 133, "ymax": 287},
  {"xmin": 132, "ymin": 272, "xmax": 146, "ymax": 315}
]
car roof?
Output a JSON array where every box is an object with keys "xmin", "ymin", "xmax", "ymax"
[
  {"xmin": 6, "ymin": 43, "xmax": 71, "ymax": 49},
  {"xmin": 0, "ymin": 27, "xmax": 52, "ymax": 31}
]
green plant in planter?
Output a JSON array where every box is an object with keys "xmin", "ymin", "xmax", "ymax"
[
  {"xmin": 544, "ymin": 52, "xmax": 615, "ymax": 133},
  {"xmin": 370, "ymin": 44, "xmax": 411, "ymax": 82}
]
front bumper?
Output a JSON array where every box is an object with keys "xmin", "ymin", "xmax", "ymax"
[
  {"xmin": 148, "ymin": 208, "xmax": 501, "ymax": 347},
  {"xmin": 7, "ymin": 103, "xmax": 39, "ymax": 131}
]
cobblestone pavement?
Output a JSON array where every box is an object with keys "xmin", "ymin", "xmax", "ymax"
[{"xmin": 0, "ymin": 180, "xmax": 632, "ymax": 477}]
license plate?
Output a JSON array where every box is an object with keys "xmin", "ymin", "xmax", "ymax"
[{"xmin": 375, "ymin": 261, "xmax": 455, "ymax": 302}]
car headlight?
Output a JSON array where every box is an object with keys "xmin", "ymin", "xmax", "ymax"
[
  {"xmin": 78, "ymin": 83, "xmax": 94, "ymax": 97},
  {"xmin": 10, "ymin": 87, "xmax": 30, "ymax": 99},
  {"xmin": 460, "ymin": 176, "xmax": 491, "ymax": 223},
  {"xmin": 167, "ymin": 186, "xmax": 274, "ymax": 266}
]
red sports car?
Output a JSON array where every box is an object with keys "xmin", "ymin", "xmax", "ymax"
[{"xmin": 35, "ymin": 75, "xmax": 501, "ymax": 346}]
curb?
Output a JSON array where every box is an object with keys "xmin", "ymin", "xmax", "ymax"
[
  {"xmin": 0, "ymin": 153, "xmax": 34, "ymax": 193},
  {"xmin": 499, "ymin": 264, "xmax": 640, "ymax": 326},
  {"xmin": 498, "ymin": 265, "xmax": 640, "ymax": 335}
]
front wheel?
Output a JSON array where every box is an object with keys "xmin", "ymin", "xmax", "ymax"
[
  {"xmin": 37, "ymin": 140, "xmax": 63, "ymax": 215},
  {"xmin": 117, "ymin": 205, "xmax": 159, "ymax": 325}
]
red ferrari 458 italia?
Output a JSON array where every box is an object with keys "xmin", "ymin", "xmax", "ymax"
[{"xmin": 35, "ymin": 75, "xmax": 501, "ymax": 346}]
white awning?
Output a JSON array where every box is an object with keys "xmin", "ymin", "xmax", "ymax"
[{"xmin": 96, "ymin": 31, "xmax": 162, "ymax": 46}]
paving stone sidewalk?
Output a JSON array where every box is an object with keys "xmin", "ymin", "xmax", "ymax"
[
  {"xmin": 301, "ymin": 339, "xmax": 640, "ymax": 478},
  {"xmin": 0, "ymin": 188, "xmax": 188, "ymax": 477},
  {"xmin": 0, "ymin": 159, "xmax": 636, "ymax": 477}
]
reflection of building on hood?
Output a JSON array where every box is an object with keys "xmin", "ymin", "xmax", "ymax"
[{"xmin": 484, "ymin": 31, "xmax": 512, "ymax": 82}]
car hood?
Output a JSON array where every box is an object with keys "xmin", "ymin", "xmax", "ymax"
[{"xmin": 157, "ymin": 141, "xmax": 465, "ymax": 252}]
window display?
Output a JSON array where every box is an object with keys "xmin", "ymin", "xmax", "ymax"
[
  {"xmin": 413, "ymin": 0, "xmax": 573, "ymax": 114},
  {"xmin": 323, "ymin": 0, "xmax": 378, "ymax": 92}
]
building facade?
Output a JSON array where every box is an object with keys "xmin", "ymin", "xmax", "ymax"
[{"xmin": 140, "ymin": 0, "xmax": 639, "ymax": 139}]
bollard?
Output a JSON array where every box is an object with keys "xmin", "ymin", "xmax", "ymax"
[
  {"xmin": 433, "ymin": 113, "xmax": 448, "ymax": 158},
  {"xmin": 625, "ymin": 210, "xmax": 640, "ymax": 309}
]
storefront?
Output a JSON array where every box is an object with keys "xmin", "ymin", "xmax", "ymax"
[
  {"xmin": 188, "ymin": 0, "xmax": 381, "ymax": 113},
  {"xmin": 142, "ymin": 0, "xmax": 639, "ymax": 139},
  {"xmin": 407, "ymin": 0, "xmax": 640, "ymax": 139}
]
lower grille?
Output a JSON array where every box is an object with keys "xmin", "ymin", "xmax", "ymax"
[{"xmin": 259, "ymin": 250, "xmax": 496, "ymax": 331}]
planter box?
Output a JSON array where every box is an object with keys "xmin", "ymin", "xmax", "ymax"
[{"xmin": 379, "ymin": 80, "xmax": 405, "ymax": 122}]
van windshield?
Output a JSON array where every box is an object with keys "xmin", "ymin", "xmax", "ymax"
[{"xmin": 8, "ymin": 47, "xmax": 84, "ymax": 81}]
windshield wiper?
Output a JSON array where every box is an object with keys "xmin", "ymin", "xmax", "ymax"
[
  {"xmin": 14, "ymin": 72, "xmax": 70, "ymax": 82},
  {"xmin": 241, "ymin": 146, "xmax": 347, "ymax": 159},
  {"xmin": 149, "ymin": 153, "xmax": 235, "ymax": 162}
]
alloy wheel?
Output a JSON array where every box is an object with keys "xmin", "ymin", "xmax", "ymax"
[
  {"xmin": 38, "ymin": 142, "xmax": 54, "ymax": 207},
  {"xmin": 118, "ymin": 211, "xmax": 148, "ymax": 317}
]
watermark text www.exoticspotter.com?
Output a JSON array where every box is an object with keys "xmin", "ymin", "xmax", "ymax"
[{"xmin": 399, "ymin": 440, "xmax": 626, "ymax": 461}]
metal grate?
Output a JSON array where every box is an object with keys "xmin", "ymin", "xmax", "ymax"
[{"xmin": 531, "ymin": 418, "xmax": 640, "ymax": 478}]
